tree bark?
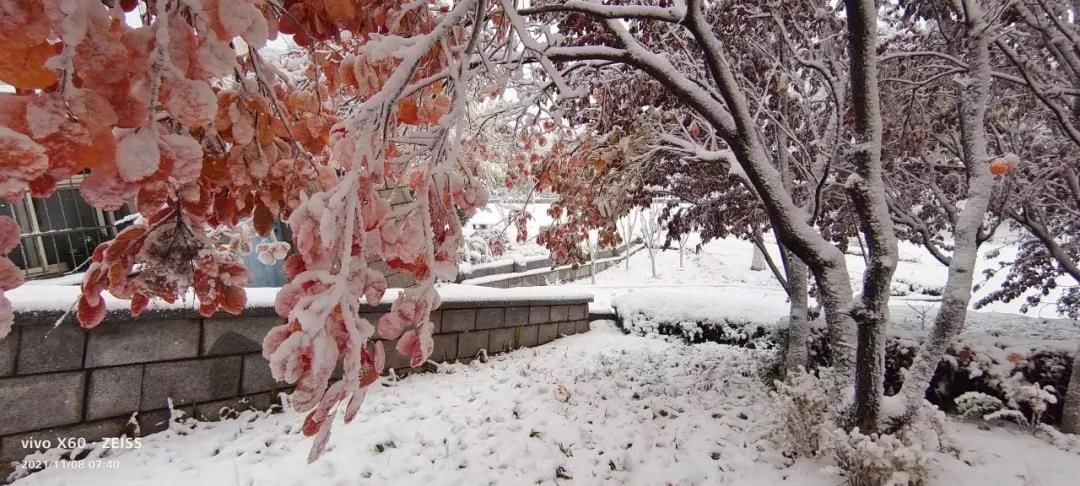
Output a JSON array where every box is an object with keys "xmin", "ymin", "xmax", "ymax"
[
  {"xmin": 895, "ymin": 0, "xmax": 998, "ymax": 421},
  {"xmin": 784, "ymin": 256, "xmax": 811, "ymax": 376},
  {"xmin": 844, "ymin": 0, "xmax": 899, "ymax": 433},
  {"xmin": 1062, "ymin": 341, "xmax": 1080, "ymax": 434}
]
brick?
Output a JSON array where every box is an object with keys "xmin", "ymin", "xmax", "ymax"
[
  {"xmin": 17, "ymin": 321, "xmax": 86, "ymax": 374},
  {"xmin": 558, "ymin": 321, "xmax": 577, "ymax": 336},
  {"xmin": 385, "ymin": 347, "xmax": 411, "ymax": 370},
  {"xmin": 549, "ymin": 305, "xmax": 570, "ymax": 323},
  {"xmin": 576, "ymin": 320, "xmax": 591, "ymax": 334},
  {"xmin": 0, "ymin": 326, "xmax": 17, "ymax": 376},
  {"xmin": 241, "ymin": 354, "xmax": 286, "ymax": 394},
  {"xmin": 85, "ymin": 319, "xmax": 199, "ymax": 368},
  {"xmin": 537, "ymin": 323, "xmax": 558, "ymax": 345},
  {"xmin": 86, "ymin": 364, "xmax": 143, "ymax": 420},
  {"xmin": 194, "ymin": 393, "xmax": 273, "ymax": 421},
  {"xmin": 0, "ymin": 372, "xmax": 85, "ymax": 435},
  {"xmin": 457, "ymin": 330, "xmax": 489, "ymax": 359},
  {"xmin": 138, "ymin": 405, "xmax": 194, "ymax": 435},
  {"xmin": 569, "ymin": 304, "xmax": 588, "ymax": 321},
  {"xmin": 529, "ymin": 306, "xmax": 550, "ymax": 325},
  {"xmin": 475, "ymin": 307, "xmax": 505, "ymax": 330},
  {"xmin": 430, "ymin": 334, "xmax": 457, "ymax": 363},
  {"xmin": 141, "ymin": 357, "xmax": 241, "ymax": 410},
  {"xmin": 202, "ymin": 317, "xmax": 283, "ymax": 356},
  {"xmin": 489, "ymin": 328, "xmax": 515, "ymax": 353},
  {"xmin": 515, "ymin": 326, "xmax": 538, "ymax": 348},
  {"xmin": 1, "ymin": 417, "xmax": 127, "ymax": 463},
  {"xmin": 505, "ymin": 307, "xmax": 529, "ymax": 327},
  {"xmin": 429, "ymin": 310, "xmax": 443, "ymax": 333},
  {"xmin": 442, "ymin": 309, "xmax": 476, "ymax": 333},
  {"xmin": 360, "ymin": 312, "xmax": 386, "ymax": 335}
]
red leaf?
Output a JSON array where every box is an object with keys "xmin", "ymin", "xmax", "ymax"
[{"xmin": 77, "ymin": 294, "xmax": 107, "ymax": 329}]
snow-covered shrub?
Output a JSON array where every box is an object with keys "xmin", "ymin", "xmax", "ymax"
[
  {"xmin": 459, "ymin": 234, "xmax": 495, "ymax": 264},
  {"xmin": 478, "ymin": 229, "xmax": 509, "ymax": 257},
  {"xmin": 827, "ymin": 427, "xmax": 934, "ymax": 486},
  {"xmin": 618, "ymin": 313, "xmax": 778, "ymax": 348},
  {"xmin": 770, "ymin": 370, "xmax": 834, "ymax": 457},
  {"xmin": 828, "ymin": 403, "xmax": 946, "ymax": 486},
  {"xmin": 954, "ymin": 392, "xmax": 1005, "ymax": 420},
  {"xmin": 983, "ymin": 373, "xmax": 1058, "ymax": 433}
]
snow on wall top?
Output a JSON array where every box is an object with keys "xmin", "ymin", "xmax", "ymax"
[{"xmin": 7, "ymin": 283, "xmax": 593, "ymax": 325}]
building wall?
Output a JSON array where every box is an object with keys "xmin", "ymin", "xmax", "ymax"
[{"xmin": 0, "ymin": 296, "xmax": 590, "ymax": 469}]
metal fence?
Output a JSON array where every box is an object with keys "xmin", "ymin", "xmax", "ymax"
[{"xmin": 0, "ymin": 176, "xmax": 132, "ymax": 280}]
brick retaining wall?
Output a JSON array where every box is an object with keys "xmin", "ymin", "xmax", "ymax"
[{"xmin": 0, "ymin": 293, "xmax": 591, "ymax": 468}]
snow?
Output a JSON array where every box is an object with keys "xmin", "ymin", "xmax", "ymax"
[
  {"xmin": 5, "ymin": 283, "xmax": 592, "ymax": 314},
  {"xmin": 12, "ymin": 322, "xmax": 1080, "ymax": 485},
  {"xmin": 562, "ymin": 235, "xmax": 1080, "ymax": 343}
]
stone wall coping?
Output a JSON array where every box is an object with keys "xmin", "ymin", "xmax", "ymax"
[
  {"xmin": 12, "ymin": 284, "xmax": 593, "ymax": 327},
  {"xmin": 460, "ymin": 244, "xmax": 646, "ymax": 286}
]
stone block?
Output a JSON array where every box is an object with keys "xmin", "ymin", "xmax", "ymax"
[
  {"xmin": 529, "ymin": 306, "xmax": 550, "ymax": 325},
  {"xmin": 569, "ymin": 304, "xmax": 588, "ymax": 321},
  {"xmin": 0, "ymin": 372, "xmax": 84, "ymax": 435},
  {"xmin": 85, "ymin": 319, "xmax": 199, "ymax": 368},
  {"xmin": 141, "ymin": 357, "xmax": 241, "ymax": 410},
  {"xmin": 194, "ymin": 393, "xmax": 273, "ymax": 421},
  {"xmin": 0, "ymin": 326, "xmax": 17, "ymax": 376},
  {"xmin": 549, "ymin": 305, "xmax": 570, "ymax": 323},
  {"xmin": 202, "ymin": 317, "xmax": 283, "ymax": 356},
  {"xmin": 515, "ymin": 326, "xmax": 538, "ymax": 348},
  {"xmin": 537, "ymin": 323, "xmax": 559, "ymax": 345},
  {"xmin": 558, "ymin": 321, "xmax": 577, "ymax": 336},
  {"xmin": 576, "ymin": 320, "xmax": 591, "ymax": 334},
  {"xmin": 489, "ymin": 328, "xmax": 515, "ymax": 353},
  {"xmin": 505, "ymin": 307, "xmax": 529, "ymax": 327},
  {"xmin": 385, "ymin": 347, "xmax": 411, "ymax": 369},
  {"xmin": 241, "ymin": 354, "xmax": 286, "ymax": 394},
  {"xmin": 457, "ymin": 330, "xmax": 489, "ymax": 359},
  {"xmin": 488, "ymin": 280, "xmax": 509, "ymax": 289},
  {"xmin": 138, "ymin": 405, "xmax": 194, "ymax": 435},
  {"xmin": 0, "ymin": 416, "xmax": 127, "ymax": 462},
  {"xmin": 86, "ymin": 364, "xmax": 143, "ymax": 420},
  {"xmin": 431, "ymin": 333, "xmax": 457, "ymax": 363},
  {"xmin": 429, "ymin": 310, "xmax": 443, "ymax": 333},
  {"xmin": 442, "ymin": 309, "xmax": 476, "ymax": 333},
  {"xmin": 17, "ymin": 322, "xmax": 85, "ymax": 374},
  {"xmin": 475, "ymin": 307, "xmax": 505, "ymax": 330}
]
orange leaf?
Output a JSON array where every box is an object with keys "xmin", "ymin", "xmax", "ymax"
[
  {"xmin": 253, "ymin": 202, "xmax": 274, "ymax": 237},
  {"xmin": 0, "ymin": 38, "xmax": 58, "ymax": 89},
  {"xmin": 396, "ymin": 99, "xmax": 419, "ymax": 124}
]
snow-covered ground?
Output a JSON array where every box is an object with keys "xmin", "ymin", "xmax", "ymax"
[
  {"xmin": 564, "ymin": 236, "xmax": 1080, "ymax": 343},
  {"xmin": 13, "ymin": 322, "xmax": 1079, "ymax": 486}
]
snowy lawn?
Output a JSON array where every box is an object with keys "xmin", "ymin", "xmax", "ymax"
[
  {"xmin": 565, "ymin": 236, "xmax": 1080, "ymax": 343},
  {"xmin": 13, "ymin": 322, "xmax": 1080, "ymax": 486}
]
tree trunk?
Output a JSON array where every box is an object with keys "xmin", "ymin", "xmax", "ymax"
[
  {"xmin": 751, "ymin": 245, "xmax": 767, "ymax": 271},
  {"xmin": 843, "ymin": 0, "xmax": 899, "ymax": 434},
  {"xmin": 1062, "ymin": 341, "xmax": 1080, "ymax": 434},
  {"xmin": 679, "ymin": 242, "xmax": 685, "ymax": 269},
  {"xmin": 784, "ymin": 256, "xmax": 811, "ymax": 376},
  {"xmin": 895, "ymin": 3, "xmax": 998, "ymax": 421}
]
